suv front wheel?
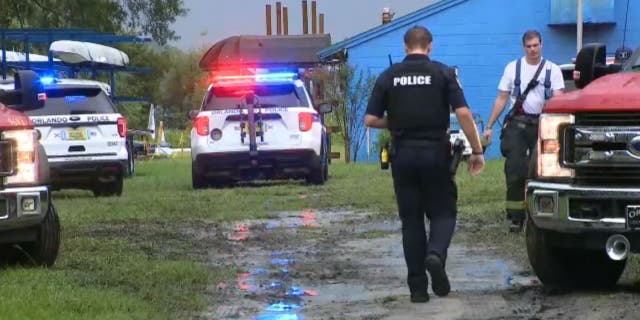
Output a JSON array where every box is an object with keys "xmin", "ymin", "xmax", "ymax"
[{"xmin": 93, "ymin": 175, "xmax": 124, "ymax": 197}]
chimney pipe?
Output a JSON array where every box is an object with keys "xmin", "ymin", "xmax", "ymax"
[
  {"xmin": 319, "ymin": 13, "xmax": 325, "ymax": 34},
  {"xmin": 382, "ymin": 8, "xmax": 394, "ymax": 25},
  {"xmin": 302, "ymin": 0, "xmax": 309, "ymax": 35},
  {"xmin": 283, "ymin": 6, "xmax": 289, "ymax": 35},
  {"xmin": 311, "ymin": 1, "xmax": 317, "ymax": 34},
  {"xmin": 276, "ymin": 2, "xmax": 282, "ymax": 35},
  {"xmin": 266, "ymin": 4, "xmax": 272, "ymax": 35}
]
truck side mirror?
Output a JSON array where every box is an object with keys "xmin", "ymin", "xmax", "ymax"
[
  {"xmin": 0, "ymin": 70, "xmax": 46, "ymax": 109},
  {"xmin": 574, "ymin": 43, "xmax": 623, "ymax": 89},
  {"xmin": 317, "ymin": 102, "xmax": 333, "ymax": 114},
  {"xmin": 574, "ymin": 43, "xmax": 606, "ymax": 89},
  {"xmin": 188, "ymin": 109, "xmax": 199, "ymax": 120}
]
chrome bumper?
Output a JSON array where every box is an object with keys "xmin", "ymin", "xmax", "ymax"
[
  {"xmin": 0, "ymin": 186, "xmax": 49, "ymax": 231},
  {"xmin": 526, "ymin": 181, "xmax": 640, "ymax": 233}
]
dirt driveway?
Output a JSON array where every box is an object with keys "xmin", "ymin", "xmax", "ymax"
[{"xmin": 198, "ymin": 209, "xmax": 640, "ymax": 320}]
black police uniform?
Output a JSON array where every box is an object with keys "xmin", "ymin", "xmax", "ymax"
[{"xmin": 366, "ymin": 54, "xmax": 469, "ymax": 296}]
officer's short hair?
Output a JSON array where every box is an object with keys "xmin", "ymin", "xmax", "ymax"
[
  {"xmin": 404, "ymin": 26, "xmax": 433, "ymax": 49},
  {"xmin": 522, "ymin": 30, "xmax": 542, "ymax": 45}
]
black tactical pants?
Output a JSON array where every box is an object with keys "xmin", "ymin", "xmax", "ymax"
[
  {"xmin": 500, "ymin": 117, "xmax": 538, "ymax": 224},
  {"xmin": 391, "ymin": 140, "xmax": 457, "ymax": 293}
]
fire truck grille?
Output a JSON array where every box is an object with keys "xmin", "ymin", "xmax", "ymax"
[{"xmin": 564, "ymin": 113, "xmax": 640, "ymax": 186}]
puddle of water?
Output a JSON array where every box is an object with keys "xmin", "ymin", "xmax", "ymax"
[
  {"xmin": 264, "ymin": 301, "xmax": 304, "ymax": 312},
  {"xmin": 337, "ymin": 234, "xmax": 531, "ymax": 293},
  {"xmin": 228, "ymin": 230, "xmax": 318, "ymax": 319},
  {"xmin": 265, "ymin": 209, "xmax": 319, "ymax": 230},
  {"xmin": 354, "ymin": 220, "xmax": 401, "ymax": 234},
  {"xmin": 254, "ymin": 312, "xmax": 304, "ymax": 320},
  {"xmin": 463, "ymin": 260, "xmax": 513, "ymax": 287}
]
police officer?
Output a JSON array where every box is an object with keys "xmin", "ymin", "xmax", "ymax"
[
  {"xmin": 364, "ymin": 26, "xmax": 484, "ymax": 303},
  {"xmin": 483, "ymin": 30, "xmax": 564, "ymax": 232}
]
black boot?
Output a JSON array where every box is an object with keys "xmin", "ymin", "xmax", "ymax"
[
  {"xmin": 408, "ymin": 276, "xmax": 429, "ymax": 303},
  {"xmin": 509, "ymin": 219, "xmax": 524, "ymax": 233},
  {"xmin": 425, "ymin": 254, "xmax": 450, "ymax": 297}
]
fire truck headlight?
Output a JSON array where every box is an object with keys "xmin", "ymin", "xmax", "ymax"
[
  {"xmin": 3, "ymin": 129, "xmax": 38, "ymax": 186},
  {"xmin": 537, "ymin": 114, "xmax": 575, "ymax": 178}
]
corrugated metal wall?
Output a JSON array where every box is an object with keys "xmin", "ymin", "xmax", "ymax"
[{"xmin": 346, "ymin": 0, "xmax": 640, "ymax": 161}]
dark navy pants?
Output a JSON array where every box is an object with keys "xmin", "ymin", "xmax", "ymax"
[{"xmin": 390, "ymin": 140, "xmax": 457, "ymax": 291}]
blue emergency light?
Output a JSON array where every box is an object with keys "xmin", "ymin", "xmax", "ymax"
[
  {"xmin": 40, "ymin": 76, "xmax": 56, "ymax": 85},
  {"xmin": 254, "ymin": 72, "xmax": 298, "ymax": 82}
]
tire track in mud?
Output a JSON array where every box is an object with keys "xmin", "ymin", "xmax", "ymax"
[{"xmin": 201, "ymin": 209, "xmax": 640, "ymax": 320}]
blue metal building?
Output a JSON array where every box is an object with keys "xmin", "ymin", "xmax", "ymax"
[{"xmin": 318, "ymin": 0, "xmax": 640, "ymax": 160}]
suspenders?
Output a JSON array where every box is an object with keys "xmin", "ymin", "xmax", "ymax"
[{"xmin": 513, "ymin": 58, "xmax": 552, "ymax": 101}]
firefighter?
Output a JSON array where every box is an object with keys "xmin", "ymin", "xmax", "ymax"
[
  {"xmin": 364, "ymin": 25, "xmax": 484, "ymax": 303},
  {"xmin": 483, "ymin": 30, "xmax": 565, "ymax": 232}
]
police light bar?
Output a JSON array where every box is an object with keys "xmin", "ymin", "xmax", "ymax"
[{"xmin": 212, "ymin": 71, "xmax": 298, "ymax": 85}]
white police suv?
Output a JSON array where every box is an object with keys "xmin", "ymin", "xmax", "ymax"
[
  {"xmin": 23, "ymin": 78, "xmax": 129, "ymax": 196},
  {"xmin": 190, "ymin": 70, "xmax": 332, "ymax": 188}
]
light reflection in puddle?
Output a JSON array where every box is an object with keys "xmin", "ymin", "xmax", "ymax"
[
  {"xmin": 255, "ymin": 313, "xmax": 303, "ymax": 320},
  {"xmin": 228, "ymin": 223, "xmax": 250, "ymax": 241},
  {"xmin": 230, "ymin": 209, "xmax": 322, "ymax": 319},
  {"xmin": 265, "ymin": 209, "xmax": 318, "ymax": 230},
  {"xmin": 254, "ymin": 301, "xmax": 304, "ymax": 320}
]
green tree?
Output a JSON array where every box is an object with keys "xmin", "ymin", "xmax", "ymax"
[
  {"xmin": 0, "ymin": 1, "xmax": 191, "ymax": 129},
  {"xmin": 317, "ymin": 63, "xmax": 376, "ymax": 163},
  {"xmin": 156, "ymin": 48, "xmax": 208, "ymax": 129},
  {"xmin": 0, "ymin": 0, "xmax": 187, "ymax": 45}
]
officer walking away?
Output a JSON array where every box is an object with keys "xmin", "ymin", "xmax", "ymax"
[
  {"xmin": 483, "ymin": 30, "xmax": 564, "ymax": 232},
  {"xmin": 364, "ymin": 26, "xmax": 485, "ymax": 303}
]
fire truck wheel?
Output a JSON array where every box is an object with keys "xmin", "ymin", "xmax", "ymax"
[
  {"xmin": 526, "ymin": 218, "xmax": 626, "ymax": 288},
  {"xmin": 563, "ymin": 249, "xmax": 626, "ymax": 289},
  {"xmin": 525, "ymin": 217, "xmax": 569, "ymax": 287},
  {"xmin": 19, "ymin": 203, "xmax": 61, "ymax": 267}
]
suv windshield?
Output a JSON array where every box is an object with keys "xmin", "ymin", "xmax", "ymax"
[
  {"xmin": 203, "ymin": 83, "xmax": 310, "ymax": 111},
  {"xmin": 24, "ymin": 87, "xmax": 117, "ymax": 116}
]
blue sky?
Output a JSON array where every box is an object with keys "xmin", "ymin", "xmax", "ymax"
[{"xmin": 171, "ymin": 0, "xmax": 440, "ymax": 50}]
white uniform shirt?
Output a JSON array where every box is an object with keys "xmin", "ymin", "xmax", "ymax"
[{"xmin": 498, "ymin": 57, "xmax": 564, "ymax": 114}]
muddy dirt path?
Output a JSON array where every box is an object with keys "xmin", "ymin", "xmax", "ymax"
[{"xmin": 199, "ymin": 209, "xmax": 640, "ymax": 320}]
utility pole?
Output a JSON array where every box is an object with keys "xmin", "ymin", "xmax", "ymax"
[{"xmin": 577, "ymin": 0, "xmax": 583, "ymax": 52}]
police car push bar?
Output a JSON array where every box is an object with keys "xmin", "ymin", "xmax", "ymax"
[{"xmin": 240, "ymin": 93, "xmax": 264, "ymax": 154}]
